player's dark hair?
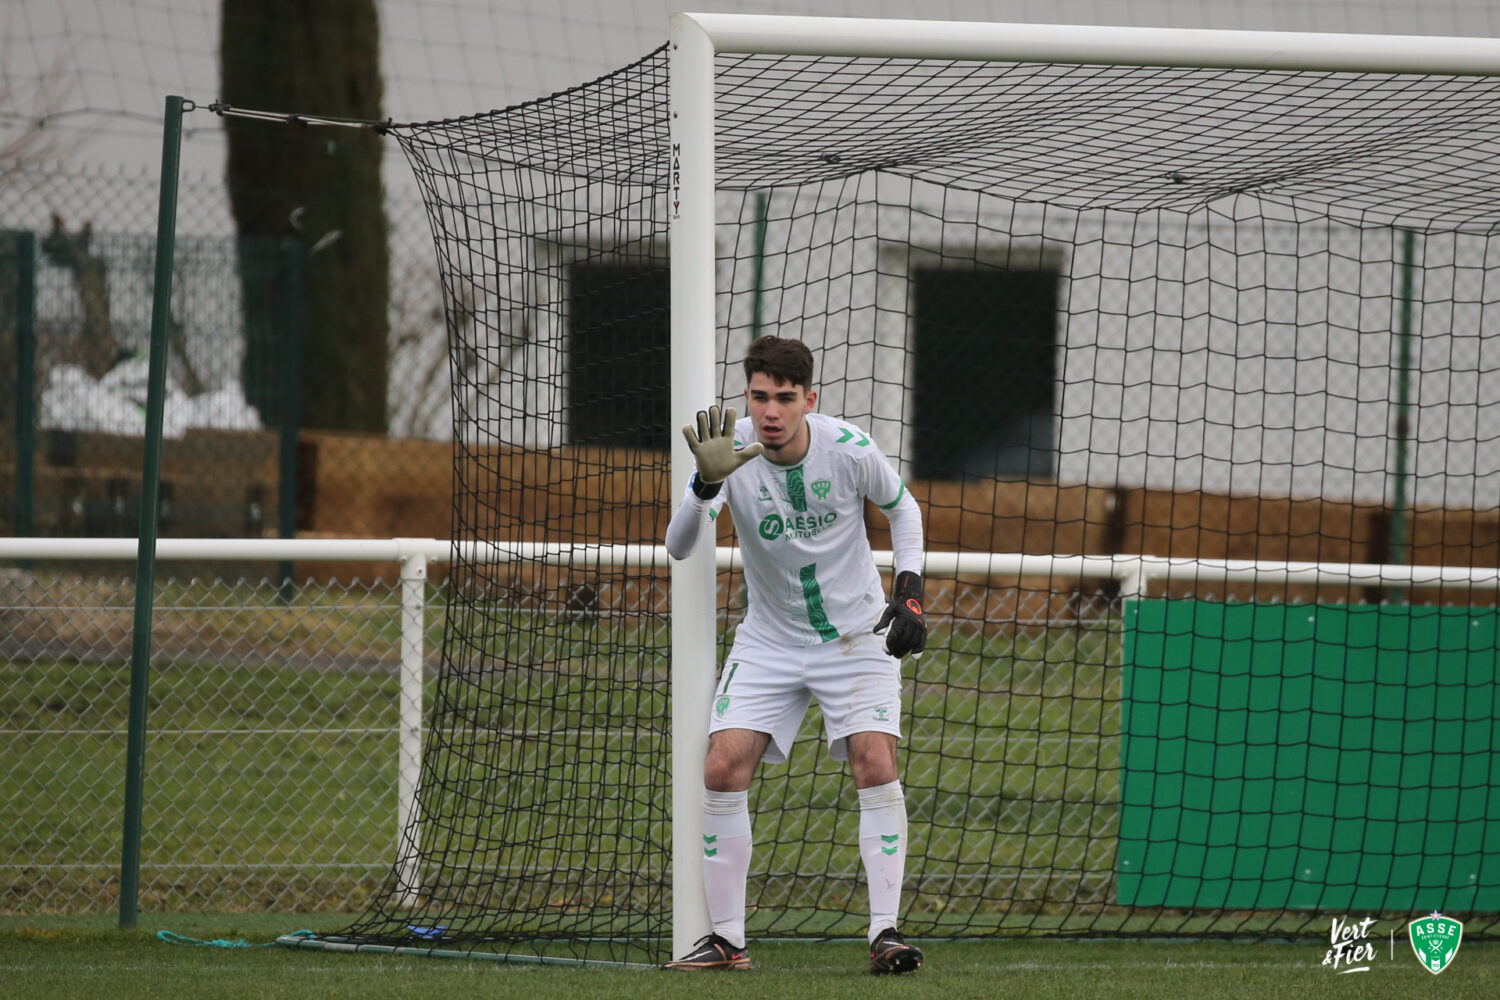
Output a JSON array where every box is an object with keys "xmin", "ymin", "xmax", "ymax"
[{"xmin": 743, "ymin": 336, "xmax": 815, "ymax": 389}]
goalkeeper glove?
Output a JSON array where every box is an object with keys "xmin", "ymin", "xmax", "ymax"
[
  {"xmin": 682, "ymin": 405, "xmax": 765, "ymax": 498},
  {"xmin": 874, "ymin": 571, "xmax": 926, "ymax": 658}
]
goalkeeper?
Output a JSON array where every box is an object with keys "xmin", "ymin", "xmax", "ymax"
[{"xmin": 663, "ymin": 336, "xmax": 927, "ymax": 976}]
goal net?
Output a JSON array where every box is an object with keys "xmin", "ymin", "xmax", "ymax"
[{"xmin": 307, "ymin": 17, "xmax": 1500, "ymax": 963}]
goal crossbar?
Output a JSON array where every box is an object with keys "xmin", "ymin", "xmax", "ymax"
[{"xmin": 680, "ymin": 12, "xmax": 1500, "ymax": 75}]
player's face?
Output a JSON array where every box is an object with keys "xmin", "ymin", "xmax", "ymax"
[{"xmin": 745, "ymin": 372, "xmax": 816, "ymax": 462}]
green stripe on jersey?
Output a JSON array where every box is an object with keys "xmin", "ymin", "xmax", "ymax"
[
  {"xmin": 799, "ymin": 564, "xmax": 839, "ymax": 641},
  {"xmin": 786, "ymin": 466, "xmax": 808, "ymax": 511},
  {"xmin": 878, "ymin": 482, "xmax": 907, "ymax": 510}
]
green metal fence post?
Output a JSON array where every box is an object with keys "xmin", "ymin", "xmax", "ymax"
[
  {"xmin": 750, "ymin": 191, "xmax": 769, "ymax": 340},
  {"xmin": 276, "ymin": 238, "xmax": 304, "ymax": 599},
  {"xmin": 12, "ymin": 230, "xmax": 37, "ymax": 538},
  {"xmin": 120, "ymin": 94, "xmax": 187, "ymax": 930}
]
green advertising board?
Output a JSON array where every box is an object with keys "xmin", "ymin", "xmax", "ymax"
[{"xmin": 1119, "ymin": 601, "xmax": 1498, "ymax": 911}]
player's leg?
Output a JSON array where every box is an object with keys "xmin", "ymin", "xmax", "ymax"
[
  {"xmin": 815, "ymin": 634, "xmax": 923, "ymax": 974},
  {"xmin": 664, "ymin": 728, "xmax": 767, "ymax": 970},
  {"xmin": 667, "ymin": 637, "xmax": 810, "ymax": 971},
  {"xmin": 847, "ymin": 731, "xmax": 903, "ymax": 925},
  {"xmin": 848, "ymin": 734, "xmax": 903, "ymax": 924},
  {"xmin": 701, "ymin": 728, "xmax": 767, "ymax": 952},
  {"xmin": 849, "ymin": 731, "xmax": 921, "ymax": 973},
  {"xmin": 847, "ymin": 730, "xmax": 921, "ymax": 971}
]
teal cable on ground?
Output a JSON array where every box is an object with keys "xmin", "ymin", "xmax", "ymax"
[{"xmin": 157, "ymin": 929, "xmax": 315, "ymax": 948}]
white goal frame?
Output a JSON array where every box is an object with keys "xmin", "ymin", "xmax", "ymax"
[{"xmin": 666, "ymin": 11, "xmax": 1500, "ymax": 956}]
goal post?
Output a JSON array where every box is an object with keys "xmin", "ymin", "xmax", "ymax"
[
  {"xmin": 667, "ymin": 14, "xmax": 718, "ymax": 954},
  {"xmin": 664, "ymin": 12, "xmax": 1500, "ymax": 956}
]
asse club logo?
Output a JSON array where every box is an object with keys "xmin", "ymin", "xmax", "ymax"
[{"xmin": 1409, "ymin": 912, "xmax": 1463, "ymax": 975}]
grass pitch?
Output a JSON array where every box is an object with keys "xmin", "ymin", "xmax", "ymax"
[{"xmin": 2, "ymin": 915, "xmax": 1495, "ymax": 1000}]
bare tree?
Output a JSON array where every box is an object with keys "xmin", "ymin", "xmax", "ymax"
[{"xmin": 220, "ymin": 0, "xmax": 390, "ymax": 434}]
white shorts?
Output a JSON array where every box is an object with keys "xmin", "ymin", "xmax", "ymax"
[{"xmin": 709, "ymin": 626, "xmax": 903, "ymax": 764}]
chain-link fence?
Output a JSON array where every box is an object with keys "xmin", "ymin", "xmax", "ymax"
[
  {"xmin": 1, "ymin": 563, "xmax": 439, "ymax": 915},
  {"xmin": 0, "ymin": 163, "xmax": 454, "ymax": 546},
  {"xmin": 1, "ymin": 568, "xmax": 434, "ymax": 916}
]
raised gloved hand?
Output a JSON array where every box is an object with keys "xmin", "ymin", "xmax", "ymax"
[
  {"xmin": 873, "ymin": 570, "xmax": 926, "ymax": 658},
  {"xmin": 682, "ymin": 405, "xmax": 765, "ymax": 497}
]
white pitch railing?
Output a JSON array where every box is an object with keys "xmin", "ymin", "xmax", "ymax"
[{"xmin": 3, "ymin": 535, "xmax": 1496, "ymax": 912}]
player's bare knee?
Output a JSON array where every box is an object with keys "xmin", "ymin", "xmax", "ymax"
[
  {"xmin": 848, "ymin": 733, "xmax": 899, "ymax": 787},
  {"xmin": 852, "ymin": 759, "xmax": 899, "ymax": 788},
  {"xmin": 703, "ymin": 755, "xmax": 746, "ymax": 791},
  {"xmin": 704, "ymin": 733, "xmax": 761, "ymax": 791}
]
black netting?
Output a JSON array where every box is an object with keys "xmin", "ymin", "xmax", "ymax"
[{"xmin": 318, "ymin": 44, "xmax": 1498, "ymax": 962}]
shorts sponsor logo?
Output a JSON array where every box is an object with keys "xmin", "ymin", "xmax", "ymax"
[
  {"xmin": 1410, "ymin": 913, "xmax": 1462, "ymax": 975},
  {"xmin": 874, "ymin": 705, "xmax": 890, "ymax": 722}
]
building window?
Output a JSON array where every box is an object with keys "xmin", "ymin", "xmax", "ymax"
[
  {"xmin": 568, "ymin": 262, "xmax": 669, "ymax": 448},
  {"xmin": 910, "ymin": 266, "xmax": 1058, "ymax": 480}
]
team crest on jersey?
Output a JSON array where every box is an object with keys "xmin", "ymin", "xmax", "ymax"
[
  {"xmin": 1409, "ymin": 913, "xmax": 1462, "ymax": 974},
  {"xmin": 811, "ymin": 479, "xmax": 832, "ymax": 500},
  {"xmin": 715, "ymin": 695, "xmax": 731, "ymax": 718}
]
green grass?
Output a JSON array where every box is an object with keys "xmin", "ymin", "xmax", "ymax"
[
  {"xmin": 7, "ymin": 611, "xmax": 1489, "ymax": 949},
  {"xmin": 0, "ymin": 619, "xmax": 1420, "ymax": 939},
  {"xmin": 1, "ymin": 918, "xmax": 1495, "ymax": 1000}
]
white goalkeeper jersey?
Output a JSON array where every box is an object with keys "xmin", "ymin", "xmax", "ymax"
[{"xmin": 704, "ymin": 412, "xmax": 909, "ymax": 647}]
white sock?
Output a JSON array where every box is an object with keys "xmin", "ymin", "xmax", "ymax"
[
  {"xmin": 858, "ymin": 780, "xmax": 907, "ymax": 944},
  {"xmin": 702, "ymin": 788, "xmax": 752, "ymax": 949}
]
